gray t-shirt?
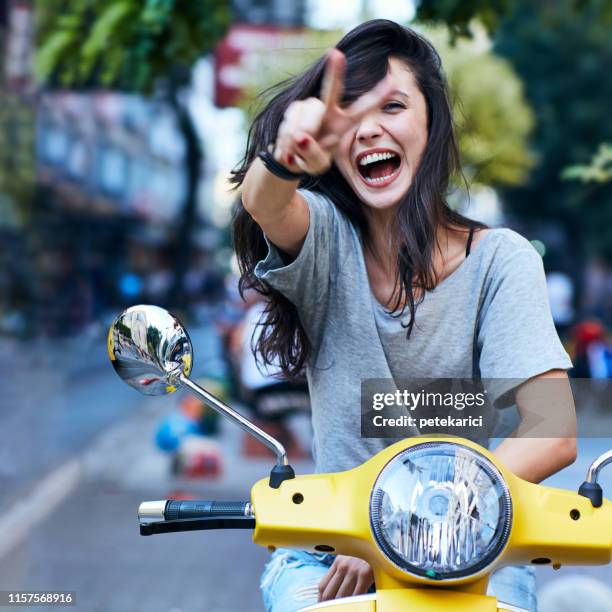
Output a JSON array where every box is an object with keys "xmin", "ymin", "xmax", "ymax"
[{"xmin": 254, "ymin": 189, "xmax": 572, "ymax": 473}]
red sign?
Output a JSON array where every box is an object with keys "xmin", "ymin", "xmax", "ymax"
[{"xmin": 214, "ymin": 24, "xmax": 306, "ymax": 108}]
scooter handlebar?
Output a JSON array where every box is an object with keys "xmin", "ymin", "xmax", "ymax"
[
  {"xmin": 138, "ymin": 500, "xmax": 255, "ymax": 536},
  {"xmin": 164, "ymin": 500, "xmax": 252, "ymax": 520}
]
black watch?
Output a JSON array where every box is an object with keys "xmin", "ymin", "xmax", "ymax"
[{"xmin": 257, "ymin": 149, "xmax": 307, "ymax": 181}]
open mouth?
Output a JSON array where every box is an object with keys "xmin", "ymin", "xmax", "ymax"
[{"xmin": 357, "ymin": 151, "xmax": 401, "ymax": 186}]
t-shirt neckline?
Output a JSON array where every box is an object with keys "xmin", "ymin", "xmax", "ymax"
[{"xmin": 365, "ymin": 229, "xmax": 497, "ymax": 314}]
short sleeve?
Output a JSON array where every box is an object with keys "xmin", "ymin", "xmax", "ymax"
[
  {"xmin": 254, "ymin": 189, "xmax": 338, "ymax": 350},
  {"xmin": 476, "ymin": 237, "xmax": 572, "ymax": 407}
]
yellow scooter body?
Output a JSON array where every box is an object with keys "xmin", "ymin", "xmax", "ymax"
[{"xmin": 251, "ymin": 436, "xmax": 612, "ymax": 611}]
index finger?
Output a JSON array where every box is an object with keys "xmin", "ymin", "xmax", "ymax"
[
  {"xmin": 345, "ymin": 74, "xmax": 396, "ymax": 121},
  {"xmin": 320, "ymin": 49, "xmax": 346, "ymax": 111}
]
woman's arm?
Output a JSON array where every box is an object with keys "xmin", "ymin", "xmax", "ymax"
[
  {"xmin": 241, "ymin": 162, "xmax": 309, "ymax": 258},
  {"xmin": 493, "ymin": 369, "xmax": 577, "ymax": 483}
]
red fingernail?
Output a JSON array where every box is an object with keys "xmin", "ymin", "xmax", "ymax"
[
  {"xmin": 287, "ymin": 154, "xmax": 295, "ymax": 165},
  {"xmin": 298, "ymin": 138, "xmax": 309, "ymax": 149}
]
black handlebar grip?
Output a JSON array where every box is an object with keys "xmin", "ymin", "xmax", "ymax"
[{"xmin": 165, "ymin": 500, "xmax": 250, "ymax": 521}]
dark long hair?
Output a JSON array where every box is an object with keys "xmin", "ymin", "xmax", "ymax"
[{"xmin": 231, "ymin": 19, "xmax": 485, "ymax": 379}]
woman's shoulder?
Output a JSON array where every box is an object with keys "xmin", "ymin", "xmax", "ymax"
[
  {"xmin": 472, "ymin": 227, "xmax": 545, "ymax": 292},
  {"xmin": 474, "ymin": 227, "xmax": 540, "ymax": 261}
]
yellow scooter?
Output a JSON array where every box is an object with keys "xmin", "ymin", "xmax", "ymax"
[{"xmin": 109, "ymin": 305, "xmax": 612, "ymax": 612}]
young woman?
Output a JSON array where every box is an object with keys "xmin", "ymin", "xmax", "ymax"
[{"xmin": 231, "ymin": 19, "xmax": 576, "ymax": 612}]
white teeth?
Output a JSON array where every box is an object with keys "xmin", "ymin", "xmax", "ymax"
[
  {"xmin": 363, "ymin": 168, "xmax": 399, "ymax": 184},
  {"xmin": 358, "ymin": 151, "xmax": 397, "ymax": 166}
]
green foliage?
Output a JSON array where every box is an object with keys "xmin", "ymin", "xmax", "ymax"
[
  {"xmin": 417, "ymin": 0, "xmax": 513, "ymax": 40},
  {"xmin": 562, "ymin": 143, "xmax": 612, "ymax": 184},
  {"xmin": 425, "ymin": 26, "xmax": 534, "ymax": 187},
  {"xmin": 416, "ymin": 0, "xmax": 612, "ymax": 40},
  {"xmin": 493, "ymin": 1, "xmax": 612, "ymax": 259},
  {"xmin": 414, "ymin": 0, "xmax": 612, "ymax": 259},
  {"xmin": 36, "ymin": 0, "xmax": 231, "ymax": 92}
]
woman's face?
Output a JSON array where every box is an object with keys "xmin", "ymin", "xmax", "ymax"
[{"xmin": 334, "ymin": 58, "xmax": 429, "ymax": 213}]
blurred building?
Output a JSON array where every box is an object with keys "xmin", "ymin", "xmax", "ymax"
[
  {"xmin": 37, "ymin": 93, "xmax": 187, "ymax": 223},
  {"xmin": 2, "ymin": 1, "xmax": 237, "ymax": 338},
  {"xmin": 32, "ymin": 91, "xmax": 190, "ymax": 336},
  {"xmin": 0, "ymin": 0, "xmax": 312, "ymax": 339}
]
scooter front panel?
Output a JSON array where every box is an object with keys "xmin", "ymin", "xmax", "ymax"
[
  {"xmin": 298, "ymin": 589, "xmax": 500, "ymax": 611},
  {"xmin": 375, "ymin": 588, "xmax": 499, "ymax": 611},
  {"xmin": 299, "ymin": 594, "xmax": 375, "ymax": 611}
]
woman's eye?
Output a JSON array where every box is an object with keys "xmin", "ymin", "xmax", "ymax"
[{"xmin": 383, "ymin": 101, "xmax": 405, "ymax": 112}]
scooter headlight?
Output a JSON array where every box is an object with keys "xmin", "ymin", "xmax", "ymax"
[{"xmin": 370, "ymin": 442, "xmax": 512, "ymax": 581}]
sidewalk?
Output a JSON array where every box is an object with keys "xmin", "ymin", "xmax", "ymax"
[{"xmin": 0, "ymin": 328, "xmax": 146, "ymax": 511}]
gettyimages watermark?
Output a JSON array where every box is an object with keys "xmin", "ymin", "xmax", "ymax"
[{"xmin": 361, "ymin": 378, "xmax": 612, "ymax": 439}]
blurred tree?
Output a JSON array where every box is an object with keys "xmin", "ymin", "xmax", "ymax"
[
  {"xmin": 239, "ymin": 30, "xmax": 342, "ymax": 121},
  {"xmin": 417, "ymin": 0, "xmax": 514, "ymax": 40},
  {"xmin": 36, "ymin": 0, "xmax": 231, "ymax": 310},
  {"xmin": 562, "ymin": 143, "xmax": 612, "ymax": 184},
  {"xmin": 492, "ymin": 1, "xmax": 612, "ymax": 270},
  {"xmin": 416, "ymin": 0, "xmax": 612, "ymax": 314},
  {"xmin": 426, "ymin": 26, "xmax": 533, "ymax": 188},
  {"xmin": 0, "ymin": 2, "xmax": 35, "ymax": 229},
  {"xmin": 416, "ymin": 0, "xmax": 612, "ymax": 40},
  {"xmin": 240, "ymin": 26, "xmax": 533, "ymax": 189},
  {"xmin": 0, "ymin": 92, "xmax": 35, "ymax": 227}
]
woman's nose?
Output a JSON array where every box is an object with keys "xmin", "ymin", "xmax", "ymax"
[{"xmin": 356, "ymin": 113, "xmax": 383, "ymax": 142}]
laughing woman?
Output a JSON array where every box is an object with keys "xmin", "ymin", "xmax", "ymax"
[{"xmin": 231, "ymin": 19, "xmax": 576, "ymax": 612}]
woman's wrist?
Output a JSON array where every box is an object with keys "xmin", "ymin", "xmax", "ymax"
[{"xmin": 257, "ymin": 149, "xmax": 307, "ymax": 181}]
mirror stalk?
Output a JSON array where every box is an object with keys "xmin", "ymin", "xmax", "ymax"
[{"xmin": 179, "ymin": 375, "xmax": 295, "ymax": 487}]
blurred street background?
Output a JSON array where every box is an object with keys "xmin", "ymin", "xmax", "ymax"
[{"xmin": 0, "ymin": 0, "xmax": 611, "ymax": 611}]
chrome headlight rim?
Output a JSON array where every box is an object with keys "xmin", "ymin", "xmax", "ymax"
[{"xmin": 370, "ymin": 441, "xmax": 513, "ymax": 582}]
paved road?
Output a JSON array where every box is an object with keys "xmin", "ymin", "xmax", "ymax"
[
  {"xmin": 0, "ymin": 388, "xmax": 295, "ymax": 612},
  {"xmin": 0, "ymin": 331, "xmax": 145, "ymax": 510},
  {"xmin": 0, "ymin": 322, "xmax": 227, "ymax": 509},
  {"xmin": 0, "ymin": 317, "xmax": 308, "ymax": 612},
  {"xmin": 0, "ymin": 323, "xmax": 281, "ymax": 611}
]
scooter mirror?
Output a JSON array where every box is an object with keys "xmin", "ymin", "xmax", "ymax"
[
  {"xmin": 108, "ymin": 304, "xmax": 294, "ymax": 486},
  {"xmin": 108, "ymin": 304, "xmax": 193, "ymax": 396}
]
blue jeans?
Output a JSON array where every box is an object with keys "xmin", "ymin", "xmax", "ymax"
[{"xmin": 261, "ymin": 549, "xmax": 537, "ymax": 612}]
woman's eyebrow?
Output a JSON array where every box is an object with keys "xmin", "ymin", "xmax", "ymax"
[{"xmin": 391, "ymin": 89, "xmax": 411, "ymax": 101}]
